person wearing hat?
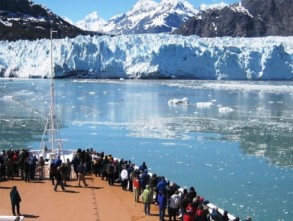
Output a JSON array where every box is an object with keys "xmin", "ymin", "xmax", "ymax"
[
  {"xmin": 142, "ymin": 185, "xmax": 152, "ymax": 215},
  {"xmin": 10, "ymin": 186, "xmax": 22, "ymax": 216}
]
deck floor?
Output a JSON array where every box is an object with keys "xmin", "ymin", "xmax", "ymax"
[{"xmin": 0, "ymin": 173, "xmax": 163, "ymax": 221}]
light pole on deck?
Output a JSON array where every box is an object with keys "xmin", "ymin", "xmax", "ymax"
[{"xmin": 50, "ymin": 28, "xmax": 57, "ymax": 153}]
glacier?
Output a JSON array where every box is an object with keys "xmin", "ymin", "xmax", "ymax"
[{"xmin": 0, "ymin": 33, "xmax": 292, "ymax": 80}]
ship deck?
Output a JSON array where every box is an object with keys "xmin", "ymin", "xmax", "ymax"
[{"xmin": 0, "ymin": 173, "xmax": 160, "ymax": 221}]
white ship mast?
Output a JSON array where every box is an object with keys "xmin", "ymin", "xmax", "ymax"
[{"xmin": 39, "ymin": 29, "xmax": 64, "ymax": 161}]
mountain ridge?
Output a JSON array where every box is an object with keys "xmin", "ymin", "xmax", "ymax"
[
  {"xmin": 0, "ymin": 0, "xmax": 292, "ymax": 41},
  {"xmin": 0, "ymin": 0, "xmax": 101, "ymax": 41},
  {"xmin": 174, "ymin": 0, "xmax": 293, "ymax": 37},
  {"xmin": 76, "ymin": 0, "xmax": 198, "ymax": 34}
]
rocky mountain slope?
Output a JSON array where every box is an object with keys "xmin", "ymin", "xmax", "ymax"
[
  {"xmin": 1, "ymin": 0, "xmax": 291, "ymax": 41},
  {"xmin": 174, "ymin": 0, "xmax": 293, "ymax": 37},
  {"xmin": 0, "ymin": 0, "xmax": 100, "ymax": 41}
]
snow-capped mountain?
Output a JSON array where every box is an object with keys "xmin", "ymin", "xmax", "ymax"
[
  {"xmin": 76, "ymin": 12, "xmax": 107, "ymax": 33},
  {"xmin": 0, "ymin": 34, "xmax": 292, "ymax": 80},
  {"xmin": 0, "ymin": 0, "xmax": 99, "ymax": 41},
  {"xmin": 76, "ymin": 0, "xmax": 199, "ymax": 34},
  {"xmin": 175, "ymin": 0, "xmax": 293, "ymax": 37}
]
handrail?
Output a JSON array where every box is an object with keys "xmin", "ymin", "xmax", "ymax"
[{"xmin": 0, "ymin": 216, "xmax": 24, "ymax": 221}]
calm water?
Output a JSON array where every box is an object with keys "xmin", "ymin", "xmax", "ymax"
[{"xmin": 1, "ymin": 79, "xmax": 293, "ymax": 221}]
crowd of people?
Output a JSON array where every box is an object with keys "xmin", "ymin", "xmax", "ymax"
[
  {"xmin": 0, "ymin": 148, "xmax": 251, "ymax": 221},
  {"xmin": 0, "ymin": 148, "xmax": 44, "ymax": 182}
]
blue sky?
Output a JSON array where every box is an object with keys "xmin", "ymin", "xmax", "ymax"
[{"xmin": 32, "ymin": 0, "xmax": 239, "ymax": 22}]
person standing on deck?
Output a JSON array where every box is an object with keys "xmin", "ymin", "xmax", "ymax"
[
  {"xmin": 93, "ymin": 155, "xmax": 101, "ymax": 177},
  {"xmin": 222, "ymin": 211, "xmax": 229, "ymax": 221},
  {"xmin": 149, "ymin": 173, "xmax": 158, "ymax": 203},
  {"xmin": 10, "ymin": 186, "xmax": 21, "ymax": 216},
  {"xmin": 168, "ymin": 190, "xmax": 180, "ymax": 221},
  {"xmin": 120, "ymin": 164, "xmax": 128, "ymax": 190},
  {"xmin": 0, "ymin": 151, "xmax": 7, "ymax": 181},
  {"xmin": 24, "ymin": 157, "xmax": 30, "ymax": 182},
  {"xmin": 127, "ymin": 163, "xmax": 135, "ymax": 192},
  {"xmin": 139, "ymin": 161, "xmax": 147, "ymax": 173},
  {"xmin": 142, "ymin": 185, "xmax": 152, "ymax": 215},
  {"xmin": 140, "ymin": 169, "xmax": 150, "ymax": 191},
  {"xmin": 66, "ymin": 158, "xmax": 72, "ymax": 181},
  {"xmin": 179, "ymin": 189, "xmax": 189, "ymax": 219},
  {"xmin": 133, "ymin": 174, "xmax": 141, "ymax": 202},
  {"xmin": 106, "ymin": 160, "xmax": 115, "ymax": 186},
  {"xmin": 101, "ymin": 157, "xmax": 108, "ymax": 180},
  {"xmin": 55, "ymin": 156, "xmax": 62, "ymax": 168},
  {"xmin": 157, "ymin": 176, "xmax": 167, "ymax": 203},
  {"xmin": 158, "ymin": 190, "xmax": 167, "ymax": 221},
  {"xmin": 49, "ymin": 159, "xmax": 57, "ymax": 185},
  {"xmin": 54, "ymin": 168, "xmax": 65, "ymax": 191},
  {"xmin": 71, "ymin": 154, "xmax": 80, "ymax": 180},
  {"xmin": 77, "ymin": 160, "xmax": 88, "ymax": 187},
  {"xmin": 6, "ymin": 157, "xmax": 15, "ymax": 180},
  {"xmin": 187, "ymin": 187, "xmax": 197, "ymax": 203},
  {"xmin": 208, "ymin": 207, "xmax": 223, "ymax": 221},
  {"xmin": 17, "ymin": 149, "xmax": 26, "ymax": 180},
  {"xmin": 37, "ymin": 156, "xmax": 45, "ymax": 180},
  {"xmin": 29, "ymin": 155, "xmax": 37, "ymax": 180},
  {"xmin": 59, "ymin": 163, "xmax": 68, "ymax": 186},
  {"xmin": 195, "ymin": 204, "xmax": 208, "ymax": 221}
]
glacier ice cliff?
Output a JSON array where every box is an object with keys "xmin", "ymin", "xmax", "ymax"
[{"xmin": 0, "ymin": 34, "xmax": 292, "ymax": 80}]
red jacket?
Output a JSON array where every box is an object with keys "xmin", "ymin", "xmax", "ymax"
[
  {"xmin": 133, "ymin": 177, "xmax": 140, "ymax": 188},
  {"xmin": 183, "ymin": 212, "xmax": 195, "ymax": 221}
]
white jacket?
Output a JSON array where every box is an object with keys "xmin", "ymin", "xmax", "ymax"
[
  {"xmin": 169, "ymin": 193, "xmax": 180, "ymax": 209},
  {"xmin": 120, "ymin": 169, "xmax": 128, "ymax": 180}
]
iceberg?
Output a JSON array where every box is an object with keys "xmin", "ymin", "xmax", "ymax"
[
  {"xmin": 0, "ymin": 34, "xmax": 292, "ymax": 80},
  {"xmin": 218, "ymin": 107, "xmax": 234, "ymax": 113},
  {"xmin": 196, "ymin": 102, "xmax": 213, "ymax": 108},
  {"xmin": 168, "ymin": 97, "xmax": 189, "ymax": 105}
]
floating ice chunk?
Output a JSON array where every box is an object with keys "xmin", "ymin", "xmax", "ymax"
[
  {"xmin": 162, "ymin": 142, "xmax": 176, "ymax": 146},
  {"xmin": 168, "ymin": 97, "xmax": 189, "ymax": 105},
  {"xmin": 204, "ymin": 163, "xmax": 213, "ymax": 167},
  {"xmin": 196, "ymin": 102, "xmax": 213, "ymax": 108},
  {"xmin": 2, "ymin": 95, "xmax": 14, "ymax": 100},
  {"xmin": 219, "ymin": 107, "xmax": 234, "ymax": 113}
]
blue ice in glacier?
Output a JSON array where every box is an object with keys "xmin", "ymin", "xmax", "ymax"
[{"xmin": 0, "ymin": 34, "xmax": 292, "ymax": 80}]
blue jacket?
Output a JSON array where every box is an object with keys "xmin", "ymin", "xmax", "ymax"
[
  {"xmin": 157, "ymin": 179, "xmax": 167, "ymax": 193},
  {"xmin": 158, "ymin": 192, "xmax": 167, "ymax": 209}
]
